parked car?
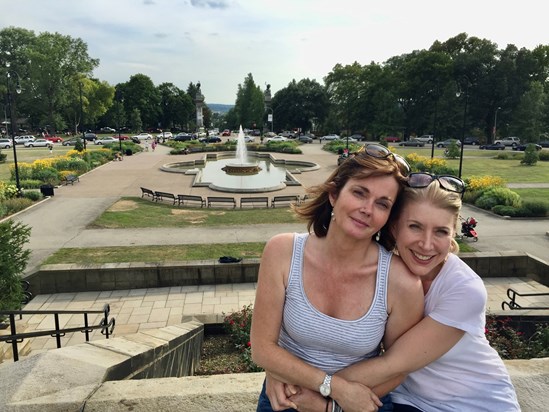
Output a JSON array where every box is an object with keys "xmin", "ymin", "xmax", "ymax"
[
  {"xmin": 436, "ymin": 139, "xmax": 461, "ymax": 148},
  {"xmin": 463, "ymin": 136, "xmax": 480, "ymax": 145},
  {"xmin": 173, "ymin": 133, "xmax": 194, "ymax": 142},
  {"xmin": 385, "ymin": 136, "xmax": 401, "ymax": 143},
  {"xmin": 199, "ymin": 136, "xmax": 222, "ymax": 143},
  {"xmin": 94, "ymin": 137, "xmax": 119, "ymax": 145},
  {"xmin": 156, "ymin": 132, "xmax": 173, "ymax": 139},
  {"xmin": 537, "ymin": 140, "xmax": 549, "ymax": 148},
  {"xmin": 14, "ymin": 135, "xmax": 35, "ymax": 144},
  {"xmin": 45, "ymin": 136, "xmax": 64, "ymax": 143},
  {"xmin": 0, "ymin": 138, "xmax": 11, "ymax": 149},
  {"xmin": 415, "ymin": 135, "xmax": 434, "ymax": 144},
  {"xmin": 99, "ymin": 127, "xmax": 116, "ymax": 133},
  {"xmin": 320, "ymin": 134, "xmax": 340, "ymax": 141},
  {"xmin": 297, "ymin": 135, "xmax": 313, "ymax": 143},
  {"xmin": 494, "ymin": 136, "xmax": 520, "ymax": 147},
  {"xmin": 112, "ymin": 135, "xmax": 130, "ymax": 141},
  {"xmin": 340, "ymin": 136, "xmax": 358, "ymax": 143},
  {"xmin": 399, "ymin": 139, "xmax": 425, "ymax": 147},
  {"xmin": 133, "ymin": 132, "xmax": 153, "ymax": 140},
  {"xmin": 480, "ymin": 142, "xmax": 505, "ymax": 150},
  {"xmin": 244, "ymin": 135, "xmax": 256, "ymax": 143},
  {"xmin": 24, "ymin": 139, "xmax": 53, "ymax": 148},
  {"xmin": 265, "ymin": 135, "xmax": 288, "ymax": 143},
  {"xmin": 84, "ymin": 132, "xmax": 97, "ymax": 141},
  {"xmin": 512, "ymin": 143, "xmax": 542, "ymax": 151},
  {"xmin": 349, "ymin": 134, "xmax": 365, "ymax": 141},
  {"xmin": 62, "ymin": 138, "xmax": 80, "ymax": 146},
  {"xmin": 221, "ymin": 129, "xmax": 231, "ymax": 136}
]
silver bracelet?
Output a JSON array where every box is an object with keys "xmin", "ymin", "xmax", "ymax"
[{"xmin": 333, "ymin": 400, "xmax": 342, "ymax": 412}]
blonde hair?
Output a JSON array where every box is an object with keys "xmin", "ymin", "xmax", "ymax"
[
  {"xmin": 380, "ymin": 181, "xmax": 462, "ymax": 253},
  {"xmin": 294, "ymin": 152, "xmax": 407, "ymax": 237}
]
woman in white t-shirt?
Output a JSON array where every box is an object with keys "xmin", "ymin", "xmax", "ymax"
[{"xmin": 271, "ymin": 173, "xmax": 520, "ymax": 412}]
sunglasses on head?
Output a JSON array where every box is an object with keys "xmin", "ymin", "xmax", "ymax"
[
  {"xmin": 407, "ymin": 172, "xmax": 465, "ymax": 194},
  {"xmin": 356, "ymin": 144, "xmax": 411, "ymax": 176}
]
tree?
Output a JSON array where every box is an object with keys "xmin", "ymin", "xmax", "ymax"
[
  {"xmin": 521, "ymin": 144, "xmax": 539, "ymax": 166},
  {"xmin": 118, "ymin": 74, "xmax": 160, "ymax": 129},
  {"xmin": 512, "ymin": 81, "xmax": 545, "ymax": 142},
  {"xmin": 232, "ymin": 74, "xmax": 264, "ymax": 130},
  {"xmin": 129, "ymin": 108, "xmax": 142, "ymax": 133},
  {"xmin": 0, "ymin": 220, "xmax": 30, "ymax": 312}
]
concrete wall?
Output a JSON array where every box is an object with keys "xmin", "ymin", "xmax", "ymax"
[{"xmin": 26, "ymin": 252, "xmax": 549, "ymax": 296}]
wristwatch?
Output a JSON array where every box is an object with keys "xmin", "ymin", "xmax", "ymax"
[{"xmin": 319, "ymin": 374, "xmax": 333, "ymax": 397}]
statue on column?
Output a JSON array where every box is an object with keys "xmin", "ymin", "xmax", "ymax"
[{"xmin": 194, "ymin": 82, "xmax": 205, "ymax": 130}]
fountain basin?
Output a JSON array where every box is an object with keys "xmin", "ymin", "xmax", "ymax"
[
  {"xmin": 161, "ymin": 152, "xmax": 319, "ymax": 193},
  {"xmin": 222, "ymin": 163, "xmax": 262, "ymax": 175}
]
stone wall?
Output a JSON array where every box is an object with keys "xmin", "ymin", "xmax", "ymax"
[{"xmin": 26, "ymin": 252, "xmax": 549, "ymax": 296}]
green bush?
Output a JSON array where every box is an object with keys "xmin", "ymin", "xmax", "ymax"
[
  {"xmin": 1, "ymin": 197, "xmax": 34, "ymax": 217},
  {"xmin": 32, "ymin": 167, "xmax": 60, "ymax": 184},
  {"xmin": 22, "ymin": 190, "xmax": 42, "ymax": 201},
  {"xmin": 0, "ymin": 220, "xmax": 31, "ymax": 314},
  {"xmin": 521, "ymin": 201, "xmax": 549, "ymax": 217},
  {"xmin": 475, "ymin": 187, "xmax": 522, "ymax": 210},
  {"xmin": 20, "ymin": 179, "xmax": 44, "ymax": 189},
  {"xmin": 492, "ymin": 205, "xmax": 519, "ymax": 217},
  {"xmin": 495, "ymin": 152, "xmax": 509, "ymax": 160},
  {"xmin": 539, "ymin": 151, "xmax": 549, "ymax": 161},
  {"xmin": 223, "ymin": 304, "xmax": 262, "ymax": 372},
  {"xmin": 521, "ymin": 144, "xmax": 539, "ymax": 165},
  {"xmin": 444, "ymin": 141, "xmax": 460, "ymax": 159}
]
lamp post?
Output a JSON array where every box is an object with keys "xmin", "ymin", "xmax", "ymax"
[
  {"xmin": 456, "ymin": 87, "xmax": 469, "ymax": 179},
  {"xmin": 493, "ymin": 106, "xmax": 501, "ymax": 142},
  {"xmin": 6, "ymin": 70, "xmax": 22, "ymax": 196},
  {"xmin": 79, "ymin": 82, "xmax": 86, "ymax": 150}
]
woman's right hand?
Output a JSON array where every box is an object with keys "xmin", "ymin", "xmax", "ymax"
[
  {"xmin": 334, "ymin": 379, "xmax": 382, "ymax": 412},
  {"xmin": 265, "ymin": 374, "xmax": 299, "ymax": 411}
]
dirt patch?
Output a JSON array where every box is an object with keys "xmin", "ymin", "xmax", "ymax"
[
  {"xmin": 108, "ymin": 200, "xmax": 139, "ymax": 212},
  {"xmin": 170, "ymin": 208, "xmax": 209, "ymax": 224}
]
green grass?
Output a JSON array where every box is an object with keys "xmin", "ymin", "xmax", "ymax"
[
  {"xmin": 43, "ymin": 242, "xmax": 266, "ymax": 264},
  {"xmin": 92, "ymin": 198, "xmax": 301, "ymax": 228},
  {"xmin": 509, "ymin": 188, "xmax": 549, "ymax": 206}
]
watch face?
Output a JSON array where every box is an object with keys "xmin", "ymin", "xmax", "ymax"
[{"xmin": 320, "ymin": 383, "xmax": 331, "ymax": 397}]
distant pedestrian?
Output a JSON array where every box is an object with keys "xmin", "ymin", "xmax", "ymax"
[
  {"xmin": 144, "ymin": 141, "xmax": 149, "ymax": 152},
  {"xmin": 49, "ymin": 145, "xmax": 53, "ymax": 154},
  {"xmin": 151, "ymin": 140, "xmax": 157, "ymax": 152}
]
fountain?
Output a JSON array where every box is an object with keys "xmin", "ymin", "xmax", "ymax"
[{"xmin": 221, "ymin": 126, "xmax": 261, "ymax": 175}]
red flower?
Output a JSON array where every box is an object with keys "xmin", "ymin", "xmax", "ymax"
[{"xmin": 247, "ymin": 341, "xmax": 251, "ymax": 347}]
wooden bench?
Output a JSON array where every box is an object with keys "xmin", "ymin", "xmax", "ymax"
[
  {"xmin": 140, "ymin": 187, "xmax": 156, "ymax": 200},
  {"xmin": 240, "ymin": 196, "xmax": 269, "ymax": 208},
  {"xmin": 207, "ymin": 196, "xmax": 236, "ymax": 208},
  {"xmin": 154, "ymin": 191, "xmax": 177, "ymax": 205},
  {"xmin": 177, "ymin": 194, "xmax": 206, "ymax": 208},
  {"xmin": 62, "ymin": 174, "xmax": 79, "ymax": 185},
  {"xmin": 271, "ymin": 195, "xmax": 301, "ymax": 208}
]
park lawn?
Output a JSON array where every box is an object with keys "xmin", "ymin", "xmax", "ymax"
[
  {"xmin": 510, "ymin": 188, "xmax": 549, "ymax": 206},
  {"xmin": 43, "ymin": 242, "xmax": 267, "ymax": 264},
  {"xmin": 91, "ymin": 197, "xmax": 301, "ymax": 228}
]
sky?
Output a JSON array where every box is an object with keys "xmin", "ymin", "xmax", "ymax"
[{"xmin": 1, "ymin": 0, "xmax": 548, "ymax": 104}]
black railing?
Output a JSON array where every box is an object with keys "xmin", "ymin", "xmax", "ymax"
[
  {"xmin": 0, "ymin": 304, "xmax": 115, "ymax": 362},
  {"xmin": 501, "ymin": 288, "xmax": 549, "ymax": 310}
]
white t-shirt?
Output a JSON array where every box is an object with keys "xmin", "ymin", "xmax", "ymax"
[{"xmin": 391, "ymin": 254, "xmax": 520, "ymax": 412}]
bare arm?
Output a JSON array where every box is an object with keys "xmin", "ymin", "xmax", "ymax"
[{"xmin": 250, "ymin": 234, "xmax": 328, "ymax": 396}]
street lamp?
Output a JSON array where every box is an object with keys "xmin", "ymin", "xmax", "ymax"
[
  {"xmin": 79, "ymin": 82, "xmax": 86, "ymax": 150},
  {"xmin": 456, "ymin": 86, "xmax": 469, "ymax": 179},
  {"xmin": 6, "ymin": 70, "xmax": 22, "ymax": 196},
  {"xmin": 493, "ymin": 106, "xmax": 501, "ymax": 142}
]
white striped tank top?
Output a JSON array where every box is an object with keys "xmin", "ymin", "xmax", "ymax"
[{"xmin": 278, "ymin": 232, "xmax": 391, "ymax": 375}]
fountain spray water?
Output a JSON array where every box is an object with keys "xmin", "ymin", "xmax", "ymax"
[
  {"xmin": 235, "ymin": 125, "xmax": 247, "ymax": 164},
  {"xmin": 221, "ymin": 125, "xmax": 261, "ymax": 175}
]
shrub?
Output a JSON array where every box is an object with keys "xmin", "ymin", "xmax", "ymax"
[
  {"xmin": 521, "ymin": 201, "xmax": 549, "ymax": 217},
  {"xmin": 520, "ymin": 144, "xmax": 539, "ymax": 165},
  {"xmin": 19, "ymin": 179, "xmax": 43, "ymax": 189},
  {"xmin": 444, "ymin": 141, "xmax": 460, "ymax": 159},
  {"xmin": 0, "ymin": 220, "xmax": 31, "ymax": 314},
  {"xmin": 22, "ymin": 190, "xmax": 42, "ymax": 201},
  {"xmin": 495, "ymin": 152, "xmax": 509, "ymax": 160},
  {"xmin": 1, "ymin": 197, "xmax": 34, "ymax": 216},
  {"xmin": 223, "ymin": 304, "xmax": 262, "ymax": 372},
  {"xmin": 475, "ymin": 187, "xmax": 521, "ymax": 210},
  {"xmin": 32, "ymin": 167, "xmax": 60, "ymax": 184},
  {"xmin": 539, "ymin": 151, "xmax": 549, "ymax": 161},
  {"xmin": 465, "ymin": 175, "xmax": 506, "ymax": 191},
  {"xmin": 403, "ymin": 154, "xmax": 457, "ymax": 175},
  {"xmin": 0, "ymin": 181, "xmax": 18, "ymax": 200},
  {"xmin": 492, "ymin": 205, "xmax": 519, "ymax": 217}
]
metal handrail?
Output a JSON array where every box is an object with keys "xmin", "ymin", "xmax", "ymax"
[
  {"xmin": 501, "ymin": 288, "xmax": 549, "ymax": 310},
  {"xmin": 0, "ymin": 304, "xmax": 115, "ymax": 362}
]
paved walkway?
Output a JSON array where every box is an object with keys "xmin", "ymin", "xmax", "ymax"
[{"xmin": 6, "ymin": 142, "xmax": 549, "ymax": 356}]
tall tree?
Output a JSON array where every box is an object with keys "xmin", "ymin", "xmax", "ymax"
[
  {"xmin": 232, "ymin": 74, "xmax": 264, "ymax": 130},
  {"xmin": 118, "ymin": 74, "xmax": 160, "ymax": 130}
]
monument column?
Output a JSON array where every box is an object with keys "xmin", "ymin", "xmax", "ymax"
[{"xmin": 194, "ymin": 82, "xmax": 205, "ymax": 132}]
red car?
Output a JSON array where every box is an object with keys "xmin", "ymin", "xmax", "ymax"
[
  {"xmin": 385, "ymin": 136, "xmax": 401, "ymax": 143},
  {"xmin": 221, "ymin": 129, "xmax": 231, "ymax": 136},
  {"xmin": 112, "ymin": 135, "xmax": 130, "ymax": 141},
  {"xmin": 45, "ymin": 135, "xmax": 64, "ymax": 143}
]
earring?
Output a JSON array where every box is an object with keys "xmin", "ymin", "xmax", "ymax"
[
  {"xmin": 392, "ymin": 247, "xmax": 400, "ymax": 256},
  {"xmin": 331, "ymin": 210, "xmax": 335, "ymax": 221},
  {"xmin": 375, "ymin": 232, "xmax": 380, "ymax": 242}
]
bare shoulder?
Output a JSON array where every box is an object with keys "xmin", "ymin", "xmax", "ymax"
[{"xmin": 388, "ymin": 254, "xmax": 422, "ymax": 292}]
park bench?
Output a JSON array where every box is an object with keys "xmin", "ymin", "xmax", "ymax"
[
  {"xmin": 271, "ymin": 195, "xmax": 301, "ymax": 208},
  {"xmin": 240, "ymin": 196, "xmax": 269, "ymax": 208},
  {"xmin": 140, "ymin": 187, "xmax": 156, "ymax": 200},
  {"xmin": 177, "ymin": 194, "xmax": 206, "ymax": 208},
  {"xmin": 154, "ymin": 191, "xmax": 177, "ymax": 205},
  {"xmin": 62, "ymin": 174, "xmax": 79, "ymax": 185},
  {"xmin": 207, "ymin": 196, "xmax": 236, "ymax": 208}
]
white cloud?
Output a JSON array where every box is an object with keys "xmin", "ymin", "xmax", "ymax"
[{"xmin": 1, "ymin": 0, "xmax": 548, "ymax": 103}]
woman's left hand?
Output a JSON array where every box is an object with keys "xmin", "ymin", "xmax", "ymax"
[{"xmin": 288, "ymin": 387, "xmax": 327, "ymax": 412}]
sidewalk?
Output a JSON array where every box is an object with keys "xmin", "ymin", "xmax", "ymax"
[{"xmin": 7, "ymin": 143, "xmax": 549, "ymax": 356}]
